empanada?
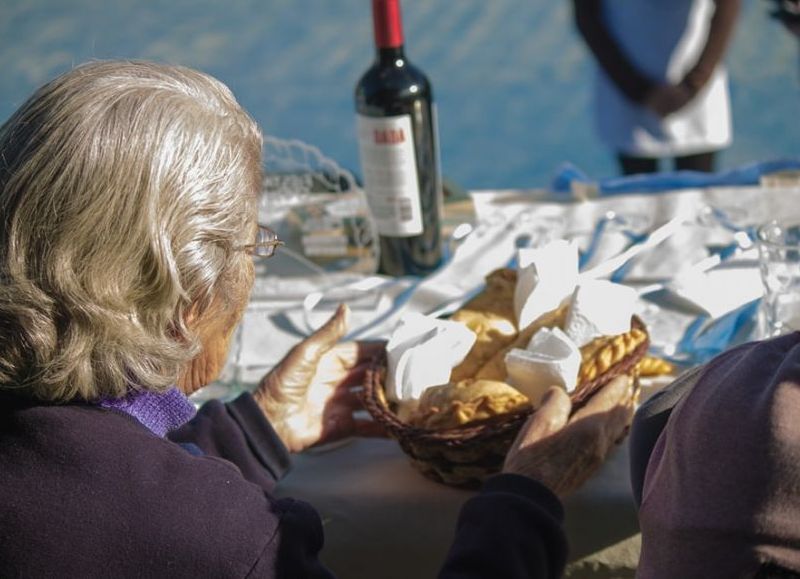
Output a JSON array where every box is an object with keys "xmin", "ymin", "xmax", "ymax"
[
  {"xmin": 408, "ymin": 379, "xmax": 531, "ymax": 430},
  {"xmin": 449, "ymin": 268, "xmax": 518, "ymax": 382}
]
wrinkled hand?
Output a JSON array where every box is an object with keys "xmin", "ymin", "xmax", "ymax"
[
  {"xmin": 643, "ymin": 83, "xmax": 693, "ymax": 118},
  {"xmin": 253, "ymin": 304, "xmax": 386, "ymax": 453},
  {"xmin": 502, "ymin": 375, "xmax": 635, "ymax": 498}
]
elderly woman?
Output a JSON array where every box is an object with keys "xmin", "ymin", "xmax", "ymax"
[{"xmin": 0, "ymin": 61, "xmax": 634, "ymax": 578}]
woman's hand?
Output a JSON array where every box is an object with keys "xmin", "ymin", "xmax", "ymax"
[
  {"xmin": 253, "ymin": 304, "xmax": 386, "ymax": 453},
  {"xmin": 643, "ymin": 83, "xmax": 693, "ymax": 118},
  {"xmin": 503, "ymin": 375, "xmax": 635, "ymax": 498}
]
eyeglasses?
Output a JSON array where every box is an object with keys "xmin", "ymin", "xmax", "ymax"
[{"xmin": 240, "ymin": 224, "xmax": 283, "ymax": 259}]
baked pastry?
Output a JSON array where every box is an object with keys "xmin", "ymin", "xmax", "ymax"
[
  {"xmin": 636, "ymin": 355, "xmax": 675, "ymax": 377},
  {"xmin": 449, "ymin": 268, "xmax": 518, "ymax": 382},
  {"xmin": 408, "ymin": 379, "xmax": 531, "ymax": 430},
  {"xmin": 402, "ymin": 267, "xmax": 647, "ymax": 431},
  {"xmin": 577, "ymin": 329, "xmax": 648, "ymax": 383},
  {"xmin": 474, "ymin": 303, "xmax": 570, "ymax": 382}
]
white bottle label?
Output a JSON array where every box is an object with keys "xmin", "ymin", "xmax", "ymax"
[{"xmin": 357, "ymin": 113, "xmax": 423, "ymax": 237}]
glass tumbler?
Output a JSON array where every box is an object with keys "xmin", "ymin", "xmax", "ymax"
[{"xmin": 757, "ymin": 219, "xmax": 800, "ymax": 338}]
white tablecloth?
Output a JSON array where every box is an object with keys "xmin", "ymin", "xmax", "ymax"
[{"xmin": 195, "ymin": 185, "xmax": 800, "ymax": 578}]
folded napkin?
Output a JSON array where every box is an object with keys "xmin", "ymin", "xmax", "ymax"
[
  {"xmin": 666, "ymin": 261, "xmax": 763, "ymax": 319},
  {"xmin": 565, "ymin": 280, "xmax": 638, "ymax": 346},
  {"xmin": 505, "ymin": 326, "xmax": 581, "ymax": 406},
  {"xmin": 514, "ymin": 240, "xmax": 579, "ymax": 330},
  {"xmin": 385, "ymin": 313, "xmax": 477, "ymax": 404}
]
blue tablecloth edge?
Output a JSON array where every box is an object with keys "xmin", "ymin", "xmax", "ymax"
[{"xmin": 550, "ymin": 158, "xmax": 800, "ymax": 196}]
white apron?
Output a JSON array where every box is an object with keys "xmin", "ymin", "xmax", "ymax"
[{"xmin": 595, "ymin": 0, "xmax": 732, "ymax": 157}]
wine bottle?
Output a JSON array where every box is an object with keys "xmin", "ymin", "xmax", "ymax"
[{"xmin": 355, "ymin": 0, "xmax": 443, "ymax": 277}]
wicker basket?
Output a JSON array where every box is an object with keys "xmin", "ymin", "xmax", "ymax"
[{"xmin": 361, "ymin": 317, "xmax": 649, "ymax": 488}]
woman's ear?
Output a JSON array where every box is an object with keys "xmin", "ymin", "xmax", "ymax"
[
  {"xmin": 182, "ymin": 295, "xmax": 225, "ymax": 334},
  {"xmin": 169, "ymin": 300, "xmax": 205, "ymax": 344},
  {"xmin": 182, "ymin": 301, "xmax": 201, "ymax": 331},
  {"xmin": 176, "ymin": 293, "xmax": 245, "ymax": 395}
]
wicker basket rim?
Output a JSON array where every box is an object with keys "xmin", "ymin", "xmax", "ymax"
[{"xmin": 361, "ymin": 316, "xmax": 649, "ymax": 445}]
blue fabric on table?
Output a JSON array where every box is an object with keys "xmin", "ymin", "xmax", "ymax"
[
  {"xmin": 670, "ymin": 299, "xmax": 761, "ymax": 366},
  {"xmin": 551, "ymin": 162, "xmax": 593, "ymax": 194},
  {"xmin": 550, "ymin": 158, "xmax": 800, "ymax": 196},
  {"xmin": 609, "ymin": 230, "xmax": 649, "ymax": 282},
  {"xmin": 578, "ymin": 216, "xmax": 610, "ymax": 270},
  {"xmin": 576, "ymin": 215, "xmax": 647, "ymax": 280}
]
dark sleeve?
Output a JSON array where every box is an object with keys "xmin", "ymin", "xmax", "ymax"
[
  {"xmin": 573, "ymin": 0, "xmax": 657, "ymax": 104},
  {"xmin": 169, "ymin": 392, "xmax": 291, "ymax": 492},
  {"xmin": 629, "ymin": 365, "xmax": 704, "ymax": 507},
  {"xmin": 438, "ymin": 474, "xmax": 568, "ymax": 579},
  {"xmin": 680, "ymin": 0, "xmax": 741, "ymax": 95},
  {"xmin": 246, "ymin": 498, "xmax": 336, "ymax": 579}
]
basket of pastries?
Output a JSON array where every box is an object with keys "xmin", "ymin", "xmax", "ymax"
[{"xmin": 362, "ymin": 241, "xmax": 674, "ymax": 488}]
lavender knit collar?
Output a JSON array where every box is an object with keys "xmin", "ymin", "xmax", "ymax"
[{"xmin": 97, "ymin": 387, "xmax": 196, "ymax": 437}]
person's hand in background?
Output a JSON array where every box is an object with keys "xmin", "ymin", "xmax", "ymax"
[
  {"xmin": 254, "ymin": 304, "xmax": 386, "ymax": 453},
  {"xmin": 503, "ymin": 375, "xmax": 636, "ymax": 498},
  {"xmin": 767, "ymin": 0, "xmax": 800, "ymax": 38},
  {"xmin": 643, "ymin": 83, "xmax": 694, "ymax": 118}
]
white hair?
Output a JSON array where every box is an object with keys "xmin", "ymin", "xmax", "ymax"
[{"xmin": 0, "ymin": 60, "xmax": 262, "ymax": 401}]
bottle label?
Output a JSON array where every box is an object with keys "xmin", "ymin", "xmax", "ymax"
[{"xmin": 357, "ymin": 113, "xmax": 423, "ymax": 237}]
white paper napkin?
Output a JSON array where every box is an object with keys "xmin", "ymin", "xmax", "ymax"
[
  {"xmin": 505, "ymin": 326, "xmax": 581, "ymax": 406},
  {"xmin": 514, "ymin": 240, "xmax": 579, "ymax": 330},
  {"xmin": 385, "ymin": 313, "xmax": 477, "ymax": 403},
  {"xmin": 666, "ymin": 263, "xmax": 763, "ymax": 319},
  {"xmin": 564, "ymin": 280, "xmax": 638, "ymax": 346}
]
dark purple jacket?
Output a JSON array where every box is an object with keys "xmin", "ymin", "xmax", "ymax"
[
  {"xmin": 630, "ymin": 333, "xmax": 800, "ymax": 577},
  {"xmin": 0, "ymin": 391, "xmax": 567, "ymax": 578}
]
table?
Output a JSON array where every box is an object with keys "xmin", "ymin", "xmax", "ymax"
[
  {"xmin": 203, "ymin": 184, "xmax": 800, "ymax": 578},
  {"xmin": 277, "ymin": 433, "xmax": 643, "ymax": 579}
]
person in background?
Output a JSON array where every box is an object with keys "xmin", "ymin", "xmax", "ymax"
[
  {"xmin": 772, "ymin": 0, "xmax": 800, "ymax": 107},
  {"xmin": 573, "ymin": 0, "xmax": 741, "ymax": 175},
  {"xmin": 767, "ymin": 0, "xmax": 800, "ymax": 39},
  {"xmin": 0, "ymin": 60, "xmax": 634, "ymax": 578},
  {"xmin": 630, "ymin": 333, "xmax": 800, "ymax": 577}
]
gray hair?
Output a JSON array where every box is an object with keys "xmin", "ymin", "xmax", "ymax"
[{"xmin": 0, "ymin": 60, "xmax": 262, "ymax": 401}]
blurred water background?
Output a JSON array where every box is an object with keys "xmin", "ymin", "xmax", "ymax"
[{"xmin": 0, "ymin": 0, "xmax": 796, "ymax": 190}]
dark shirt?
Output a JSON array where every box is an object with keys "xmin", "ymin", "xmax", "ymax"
[{"xmin": 0, "ymin": 391, "xmax": 567, "ymax": 578}]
